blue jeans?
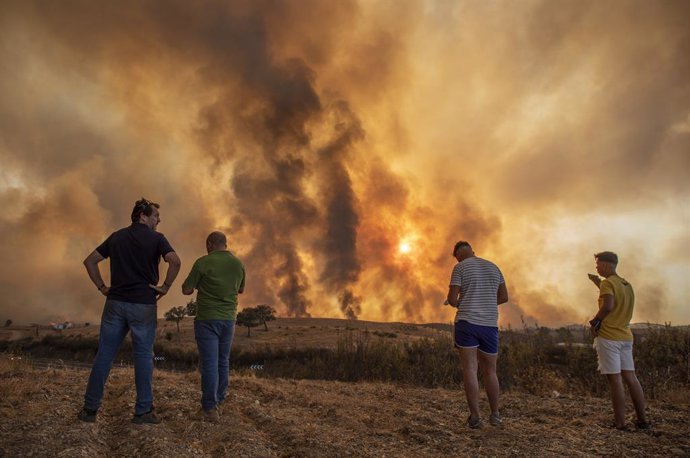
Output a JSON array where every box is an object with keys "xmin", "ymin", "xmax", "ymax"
[
  {"xmin": 194, "ymin": 320, "xmax": 235, "ymax": 410},
  {"xmin": 83, "ymin": 299, "xmax": 157, "ymax": 415}
]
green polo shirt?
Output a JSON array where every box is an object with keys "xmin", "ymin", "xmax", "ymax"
[{"xmin": 182, "ymin": 250, "xmax": 245, "ymax": 321}]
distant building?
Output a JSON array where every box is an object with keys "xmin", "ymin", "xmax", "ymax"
[{"xmin": 52, "ymin": 322, "xmax": 73, "ymax": 330}]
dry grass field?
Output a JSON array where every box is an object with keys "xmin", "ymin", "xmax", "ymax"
[
  {"xmin": 1, "ymin": 317, "xmax": 445, "ymax": 344},
  {"xmin": 80, "ymin": 317, "xmax": 447, "ymax": 350},
  {"xmin": 1, "ymin": 357, "xmax": 689, "ymax": 457},
  {"xmin": 2, "ymin": 318, "xmax": 689, "ymax": 456},
  {"xmin": 0, "ymin": 317, "xmax": 451, "ymax": 359}
]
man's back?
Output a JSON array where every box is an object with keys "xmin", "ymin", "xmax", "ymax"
[
  {"xmin": 185, "ymin": 251, "xmax": 245, "ymax": 320},
  {"xmin": 451, "ymin": 257, "xmax": 504, "ymax": 327},
  {"xmin": 598, "ymin": 275, "xmax": 634, "ymax": 341},
  {"xmin": 96, "ymin": 223, "xmax": 173, "ymax": 304}
]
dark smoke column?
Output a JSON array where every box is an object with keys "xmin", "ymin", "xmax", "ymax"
[
  {"xmin": 189, "ymin": 8, "xmax": 368, "ymax": 318},
  {"xmin": 317, "ymin": 101, "xmax": 365, "ymax": 319}
]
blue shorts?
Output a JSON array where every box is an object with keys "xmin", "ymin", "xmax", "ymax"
[{"xmin": 454, "ymin": 320, "xmax": 499, "ymax": 354}]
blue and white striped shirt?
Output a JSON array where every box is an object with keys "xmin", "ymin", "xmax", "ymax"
[{"xmin": 449, "ymin": 257, "xmax": 505, "ymax": 327}]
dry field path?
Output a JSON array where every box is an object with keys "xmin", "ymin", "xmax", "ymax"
[{"xmin": 0, "ymin": 361, "xmax": 688, "ymax": 457}]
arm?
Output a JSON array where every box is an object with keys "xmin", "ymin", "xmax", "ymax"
[
  {"xmin": 83, "ymin": 250, "xmax": 109, "ymax": 296},
  {"xmin": 238, "ymin": 269, "xmax": 246, "ymax": 294},
  {"xmin": 149, "ymin": 251, "xmax": 181, "ymax": 299},
  {"xmin": 447, "ymin": 285, "xmax": 460, "ymax": 307},
  {"xmin": 589, "ymin": 294, "xmax": 614, "ymax": 336},
  {"xmin": 497, "ymin": 283, "xmax": 508, "ymax": 305},
  {"xmin": 593, "ymin": 294, "xmax": 615, "ymax": 321},
  {"xmin": 181, "ymin": 259, "xmax": 200, "ymax": 296},
  {"xmin": 588, "ymin": 273, "xmax": 602, "ymax": 288}
]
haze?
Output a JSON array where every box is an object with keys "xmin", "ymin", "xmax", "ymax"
[{"xmin": 1, "ymin": 0, "xmax": 688, "ymax": 327}]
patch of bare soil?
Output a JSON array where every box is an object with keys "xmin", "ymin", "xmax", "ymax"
[{"xmin": 0, "ymin": 360, "xmax": 688, "ymax": 457}]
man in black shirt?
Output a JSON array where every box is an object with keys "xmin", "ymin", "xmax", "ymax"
[{"xmin": 78, "ymin": 198, "xmax": 181, "ymax": 424}]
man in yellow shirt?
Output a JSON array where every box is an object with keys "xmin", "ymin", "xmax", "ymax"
[{"xmin": 588, "ymin": 251, "xmax": 650, "ymax": 431}]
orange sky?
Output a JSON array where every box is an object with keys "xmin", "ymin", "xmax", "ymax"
[{"xmin": 1, "ymin": 0, "xmax": 689, "ymax": 327}]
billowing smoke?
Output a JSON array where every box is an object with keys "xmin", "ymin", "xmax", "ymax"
[
  {"xmin": 316, "ymin": 102, "xmax": 364, "ymax": 319},
  {"xmin": 0, "ymin": 0, "xmax": 688, "ymax": 327}
]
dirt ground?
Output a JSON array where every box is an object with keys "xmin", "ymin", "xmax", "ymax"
[{"xmin": 0, "ymin": 359, "xmax": 688, "ymax": 457}]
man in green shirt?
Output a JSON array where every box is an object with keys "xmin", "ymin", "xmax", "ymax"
[{"xmin": 182, "ymin": 231, "xmax": 245, "ymax": 422}]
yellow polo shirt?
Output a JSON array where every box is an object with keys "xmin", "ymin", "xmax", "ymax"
[{"xmin": 598, "ymin": 275, "xmax": 634, "ymax": 341}]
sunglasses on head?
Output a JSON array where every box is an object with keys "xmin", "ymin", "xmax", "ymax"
[{"xmin": 136, "ymin": 199, "xmax": 152, "ymax": 211}]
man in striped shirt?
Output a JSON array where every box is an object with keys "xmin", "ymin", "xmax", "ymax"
[{"xmin": 447, "ymin": 241, "xmax": 508, "ymax": 429}]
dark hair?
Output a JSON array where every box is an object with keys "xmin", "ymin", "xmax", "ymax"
[
  {"xmin": 453, "ymin": 241, "xmax": 472, "ymax": 256},
  {"xmin": 594, "ymin": 251, "xmax": 618, "ymax": 265},
  {"xmin": 130, "ymin": 198, "xmax": 160, "ymax": 223},
  {"xmin": 206, "ymin": 231, "xmax": 227, "ymax": 249}
]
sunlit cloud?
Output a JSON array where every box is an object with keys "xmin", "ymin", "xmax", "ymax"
[{"xmin": 0, "ymin": 0, "xmax": 688, "ymax": 327}]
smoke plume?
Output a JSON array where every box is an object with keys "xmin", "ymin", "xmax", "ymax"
[{"xmin": 0, "ymin": 0, "xmax": 688, "ymax": 327}]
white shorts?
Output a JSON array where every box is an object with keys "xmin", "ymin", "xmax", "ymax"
[{"xmin": 593, "ymin": 337, "xmax": 635, "ymax": 374}]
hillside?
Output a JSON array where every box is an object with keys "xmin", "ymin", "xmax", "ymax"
[
  {"xmin": 4, "ymin": 318, "xmax": 685, "ymax": 350},
  {"xmin": 0, "ymin": 317, "xmax": 451, "ymax": 351},
  {"xmin": 1, "ymin": 358, "xmax": 688, "ymax": 457}
]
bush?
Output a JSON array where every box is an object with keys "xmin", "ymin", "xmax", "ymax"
[
  {"xmin": 244, "ymin": 325, "xmax": 690, "ymax": 399},
  {"xmin": 8, "ymin": 320, "xmax": 688, "ymax": 400},
  {"xmin": 633, "ymin": 324, "xmax": 690, "ymax": 398}
]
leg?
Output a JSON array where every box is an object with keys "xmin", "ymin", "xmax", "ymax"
[
  {"xmin": 606, "ymin": 374, "xmax": 627, "ymax": 428},
  {"xmin": 458, "ymin": 347, "xmax": 480, "ymax": 418},
  {"xmin": 621, "ymin": 370, "xmax": 647, "ymax": 424},
  {"xmin": 83, "ymin": 301, "xmax": 128, "ymax": 412},
  {"xmin": 128, "ymin": 303, "xmax": 157, "ymax": 415},
  {"xmin": 216, "ymin": 320, "xmax": 236, "ymax": 404},
  {"xmin": 478, "ymin": 350, "xmax": 499, "ymax": 415},
  {"xmin": 195, "ymin": 320, "xmax": 220, "ymax": 410},
  {"xmin": 595, "ymin": 337, "xmax": 627, "ymax": 428}
]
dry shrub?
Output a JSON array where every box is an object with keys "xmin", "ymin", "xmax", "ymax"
[
  {"xmin": 633, "ymin": 324, "xmax": 690, "ymax": 399},
  {"xmin": 0, "ymin": 355, "xmax": 32, "ymax": 375},
  {"xmin": 4, "ymin": 323, "xmax": 688, "ymax": 399}
]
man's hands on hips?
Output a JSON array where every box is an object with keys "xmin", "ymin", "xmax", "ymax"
[
  {"xmin": 149, "ymin": 283, "xmax": 171, "ymax": 300},
  {"xmin": 98, "ymin": 285, "xmax": 110, "ymax": 296}
]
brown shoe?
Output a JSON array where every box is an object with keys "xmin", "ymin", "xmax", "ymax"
[
  {"xmin": 467, "ymin": 415, "xmax": 483, "ymax": 429},
  {"xmin": 77, "ymin": 408, "xmax": 97, "ymax": 423},
  {"xmin": 132, "ymin": 407, "xmax": 161, "ymax": 425},
  {"xmin": 195, "ymin": 407, "xmax": 220, "ymax": 423},
  {"xmin": 635, "ymin": 420, "xmax": 652, "ymax": 430}
]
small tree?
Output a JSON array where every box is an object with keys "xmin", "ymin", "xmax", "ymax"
[
  {"xmin": 236, "ymin": 307, "xmax": 260, "ymax": 337},
  {"xmin": 255, "ymin": 304, "xmax": 276, "ymax": 331},
  {"xmin": 164, "ymin": 306, "xmax": 187, "ymax": 333},
  {"xmin": 4, "ymin": 319, "xmax": 12, "ymax": 327},
  {"xmin": 557, "ymin": 326, "xmax": 572, "ymax": 342},
  {"xmin": 185, "ymin": 300, "xmax": 198, "ymax": 317}
]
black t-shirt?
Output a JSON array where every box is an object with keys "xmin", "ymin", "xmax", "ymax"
[{"xmin": 96, "ymin": 223, "xmax": 175, "ymax": 304}]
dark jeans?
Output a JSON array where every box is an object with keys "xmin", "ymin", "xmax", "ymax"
[
  {"xmin": 194, "ymin": 320, "xmax": 235, "ymax": 410},
  {"xmin": 83, "ymin": 299, "xmax": 157, "ymax": 415}
]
